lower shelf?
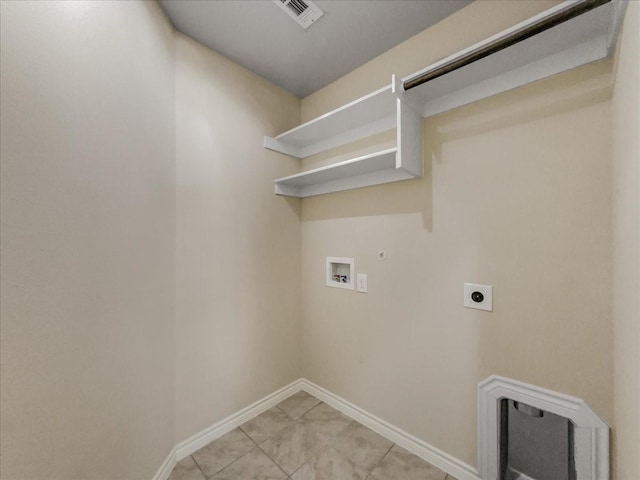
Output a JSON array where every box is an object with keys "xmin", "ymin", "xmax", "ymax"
[{"xmin": 274, "ymin": 148, "xmax": 419, "ymax": 198}]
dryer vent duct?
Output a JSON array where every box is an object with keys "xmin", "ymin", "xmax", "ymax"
[{"xmin": 274, "ymin": 0, "xmax": 324, "ymax": 30}]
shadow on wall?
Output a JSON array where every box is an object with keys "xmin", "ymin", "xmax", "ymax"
[
  {"xmin": 467, "ymin": 59, "xmax": 615, "ymax": 422},
  {"xmin": 427, "ymin": 59, "xmax": 614, "ymax": 163},
  {"xmin": 294, "ymin": 59, "xmax": 613, "ymax": 233},
  {"xmin": 300, "ymin": 129, "xmax": 434, "ymax": 231},
  {"xmin": 296, "ymin": 56, "xmax": 614, "ymax": 467}
]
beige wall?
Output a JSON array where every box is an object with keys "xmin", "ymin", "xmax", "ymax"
[
  {"xmin": 0, "ymin": 2, "xmax": 176, "ymax": 479},
  {"xmin": 0, "ymin": 2, "xmax": 304, "ymax": 476},
  {"xmin": 174, "ymin": 34, "xmax": 302, "ymax": 442},
  {"xmin": 3, "ymin": 1, "xmax": 636, "ymax": 478},
  {"xmin": 300, "ymin": 0, "xmax": 614, "ymax": 468},
  {"xmin": 611, "ymin": 1, "xmax": 640, "ymax": 478}
]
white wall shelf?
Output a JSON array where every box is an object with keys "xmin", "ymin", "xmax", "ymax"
[
  {"xmin": 271, "ymin": 75, "xmax": 423, "ymax": 198},
  {"xmin": 265, "ymin": 0, "xmax": 627, "ymax": 199},
  {"xmin": 275, "ymin": 148, "xmax": 407, "ymax": 198},
  {"xmin": 264, "ymin": 84, "xmax": 396, "ymax": 159},
  {"xmin": 403, "ymin": 0, "xmax": 626, "ymax": 118}
]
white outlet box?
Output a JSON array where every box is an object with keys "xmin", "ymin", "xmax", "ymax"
[
  {"xmin": 357, "ymin": 273, "xmax": 367, "ymax": 293},
  {"xmin": 464, "ymin": 283, "xmax": 493, "ymax": 311}
]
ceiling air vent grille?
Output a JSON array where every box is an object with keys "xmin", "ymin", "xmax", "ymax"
[{"xmin": 274, "ymin": 0, "xmax": 324, "ymax": 30}]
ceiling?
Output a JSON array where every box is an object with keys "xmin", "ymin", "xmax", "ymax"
[{"xmin": 159, "ymin": 0, "xmax": 472, "ymax": 97}]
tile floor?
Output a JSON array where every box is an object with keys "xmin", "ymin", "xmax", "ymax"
[{"xmin": 168, "ymin": 391, "xmax": 458, "ymax": 480}]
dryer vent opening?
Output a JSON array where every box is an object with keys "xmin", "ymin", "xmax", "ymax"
[
  {"xmin": 478, "ymin": 376, "xmax": 609, "ymax": 480},
  {"xmin": 499, "ymin": 399, "xmax": 576, "ymax": 480}
]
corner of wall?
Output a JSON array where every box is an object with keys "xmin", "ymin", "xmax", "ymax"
[{"xmin": 611, "ymin": 1, "xmax": 640, "ymax": 478}]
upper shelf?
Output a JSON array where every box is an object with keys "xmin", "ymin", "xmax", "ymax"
[
  {"xmin": 265, "ymin": 0, "xmax": 627, "ymax": 198},
  {"xmin": 403, "ymin": 0, "xmax": 625, "ymax": 118},
  {"xmin": 264, "ymin": 84, "xmax": 397, "ymax": 159},
  {"xmin": 273, "ymin": 86, "xmax": 424, "ymax": 198}
]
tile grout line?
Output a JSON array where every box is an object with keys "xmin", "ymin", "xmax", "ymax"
[
  {"xmin": 200, "ymin": 429, "xmax": 256, "ymax": 479},
  {"xmin": 191, "ymin": 394, "xmax": 397, "ymax": 480},
  {"xmin": 237, "ymin": 425, "xmax": 252, "ymax": 440},
  {"xmin": 206, "ymin": 445, "xmax": 254, "ymax": 479},
  {"xmin": 287, "ymin": 403, "xmax": 322, "ymax": 420},
  {"xmin": 240, "ymin": 394, "xmax": 308, "ymax": 478},
  {"xmin": 212, "ymin": 445, "xmax": 268, "ymax": 479},
  {"xmin": 369, "ymin": 441, "xmax": 395, "ymax": 477},
  {"xmin": 189, "ymin": 453, "xmax": 208, "ymax": 480},
  {"xmin": 175, "ymin": 393, "xmax": 302, "ymax": 480},
  {"xmin": 243, "ymin": 421, "xmax": 292, "ymax": 479},
  {"xmin": 255, "ymin": 441, "xmax": 292, "ymax": 479},
  {"xmin": 187, "ymin": 394, "xmax": 443, "ymax": 480},
  {"xmin": 175, "ymin": 393, "xmax": 454, "ymax": 480},
  {"xmin": 295, "ymin": 398, "xmax": 323, "ymax": 419},
  {"xmin": 273, "ymin": 398, "xmax": 298, "ymax": 477},
  {"xmin": 286, "ymin": 410, "xmax": 363, "ymax": 479},
  {"xmin": 260, "ymin": 399, "xmax": 347, "ymax": 479}
]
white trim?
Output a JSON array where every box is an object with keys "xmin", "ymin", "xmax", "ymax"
[
  {"xmin": 152, "ymin": 445, "xmax": 177, "ymax": 480},
  {"xmin": 265, "ymin": 84, "xmax": 395, "ymax": 159},
  {"xmin": 418, "ymin": 36, "xmax": 607, "ymax": 120},
  {"xmin": 274, "ymin": 148, "xmax": 400, "ymax": 198},
  {"xmin": 403, "ymin": 0, "xmax": 584, "ymax": 85},
  {"xmin": 400, "ymin": 0, "xmax": 624, "ymax": 121},
  {"xmin": 153, "ymin": 378, "xmax": 480, "ymax": 480},
  {"xmin": 175, "ymin": 379, "xmax": 303, "ymax": 460},
  {"xmin": 478, "ymin": 375, "xmax": 609, "ymax": 480},
  {"xmin": 152, "ymin": 379, "xmax": 304, "ymax": 480},
  {"xmin": 606, "ymin": 0, "xmax": 628, "ymax": 55},
  {"xmin": 396, "ymin": 97, "xmax": 423, "ymax": 176},
  {"xmin": 300, "ymin": 379, "xmax": 481, "ymax": 480},
  {"xmin": 264, "ymin": 136, "xmax": 301, "ymax": 158}
]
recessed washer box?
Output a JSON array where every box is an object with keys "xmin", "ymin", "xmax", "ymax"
[{"xmin": 326, "ymin": 257, "xmax": 354, "ymax": 290}]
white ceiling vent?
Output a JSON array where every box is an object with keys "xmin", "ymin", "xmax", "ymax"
[{"xmin": 274, "ymin": 0, "xmax": 324, "ymax": 30}]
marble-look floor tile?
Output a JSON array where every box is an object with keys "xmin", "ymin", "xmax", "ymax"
[
  {"xmin": 259, "ymin": 418, "xmax": 327, "ymax": 475},
  {"xmin": 191, "ymin": 428, "xmax": 255, "ymax": 477},
  {"xmin": 370, "ymin": 445, "xmax": 447, "ymax": 480},
  {"xmin": 210, "ymin": 447, "xmax": 287, "ymax": 480},
  {"xmin": 291, "ymin": 447, "xmax": 369, "ymax": 480},
  {"xmin": 301, "ymin": 402, "xmax": 352, "ymax": 442},
  {"xmin": 332, "ymin": 421, "xmax": 393, "ymax": 472},
  {"xmin": 277, "ymin": 391, "xmax": 322, "ymax": 419},
  {"xmin": 167, "ymin": 456, "xmax": 205, "ymax": 480},
  {"xmin": 241, "ymin": 406, "xmax": 294, "ymax": 444},
  {"xmin": 301, "ymin": 402, "xmax": 347, "ymax": 423}
]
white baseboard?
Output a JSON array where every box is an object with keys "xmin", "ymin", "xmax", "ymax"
[
  {"xmin": 153, "ymin": 378, "xmax": 480, "ymax": 480},
  {"xmin": 152, "ymin": 445, "xmax": 178, "ymax": 480},
  {"xmin": 174, "ymin": 379, "xmax": 303, "ymax": 460},
  {"xmin": 300, "ymin": 379, "xmax": 481, "ymax": 480},
  {"xmin": 152, "ymin": 378, "xmax": 304, "ymax": 480}
]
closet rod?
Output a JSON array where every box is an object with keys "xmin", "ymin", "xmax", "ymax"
[{"xmin": 403, "ymin": 0, "xmax": 611, "ymax": 92}]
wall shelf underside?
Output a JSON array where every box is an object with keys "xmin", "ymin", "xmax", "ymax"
[
  {"xmin": 274, "ymin": 148, "xmax": 415, "ymax": 198},
  {"xmin": 265, "ymin": 0, "xmax": 624, "ymax": 199},
  {"xmin": 403, "ymin": 0, "xmax": 619, "ymax": 118},
  {"xmin": 264, "ymin": 84, "xmax": 396, "ymax": 159}
]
